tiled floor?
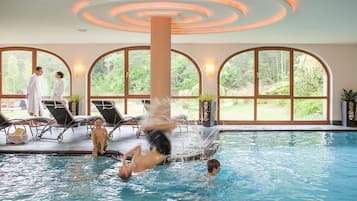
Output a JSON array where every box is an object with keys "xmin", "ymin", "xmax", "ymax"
[{"xmin": 1, "ymin": 124, "xmax": 356, "ymax": 161}]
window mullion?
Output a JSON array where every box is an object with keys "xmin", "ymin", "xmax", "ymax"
[
  {"xmin": 254, "ymin": 49, "xmax": 258, "ymax": 121},
  {"xmin": 124, "ymin": 49, "xmax": 129, "ymax": 114},
  {"xmin": 290, "ymin": 49, "xmax": 294, "ymax": 121}
]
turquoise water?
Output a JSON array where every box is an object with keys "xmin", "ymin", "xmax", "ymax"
[{"xmin": 1, "ymin": 131, "xmax": 357, "ymax": 201}]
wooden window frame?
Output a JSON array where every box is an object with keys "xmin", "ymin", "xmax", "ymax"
[
  {"xmin": 0, "ymin": 47, "xmax": 72, "ymax": 113},
  {"xmin": 217, "ymin": 47, "xmax": 330, "ymax": 125},
  {"xmin": 87, "ymin": 46, "xmax": 202, "ymax": 119}
]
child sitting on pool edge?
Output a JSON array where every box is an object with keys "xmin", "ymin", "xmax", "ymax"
[
  {"xmin": 91, "ymin": 117, "xmax": 109, "ymax": 157},
  {"xmin": 205, "ymin": 159, "xmax": 221, "ymax": 176}
]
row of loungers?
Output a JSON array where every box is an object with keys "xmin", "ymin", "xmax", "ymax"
[{"xmin": 0, "ymin": 100, "xmax": 140, "ymax": 143}]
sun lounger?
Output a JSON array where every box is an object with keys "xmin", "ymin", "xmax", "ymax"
[
  {"xmin": 91, "ymin": 100, "xmax": 140, "ymax": 138},
  {"xmin": 0, "ymin": 112, "xmax": 51, "ymax": 141},
  {"xmin": 174, "ymin": 114, "xmax": 189, "ymax": 134},
  {"xmin": 0, "ymin": 113, "xmax": 24, "ymax": 137},
  {"xmin": 38, "ymin": 100, "xmax": 97, "ymax": 142}
]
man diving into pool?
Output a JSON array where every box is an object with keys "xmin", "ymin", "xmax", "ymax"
[{"xmin": 118, "ymin": 129, "xmax": 172, "ymax": 180}]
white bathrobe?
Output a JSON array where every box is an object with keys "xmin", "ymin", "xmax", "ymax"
[
  {"xmin": 27, "ymin": 73, "xmax": 44, "ymax": 116},
  {"xmin": 52, "ymin": 78, "xmax": 64, "ymax": 101}
]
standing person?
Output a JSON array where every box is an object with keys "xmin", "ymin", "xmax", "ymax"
[
  {"xmin": 52, "ymin": 71, "xmax": 65, "ymax": 101},
  {"xmin": 27, "ymin": 66, "xmax": 44, "ymax": 117}
]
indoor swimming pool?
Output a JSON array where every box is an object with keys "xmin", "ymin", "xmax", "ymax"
[{"xmin": 1, "ymin": 131, "xmax": 357, "ymax": 201}]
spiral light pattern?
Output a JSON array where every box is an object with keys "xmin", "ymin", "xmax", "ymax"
[{"xmin": 73, "ymin": 0, "xmax": 297, "ymax": 34}]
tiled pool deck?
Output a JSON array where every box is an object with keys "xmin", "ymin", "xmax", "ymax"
[{"xmin": 1, "ymin": 124, "xmax": 356, "ymax": 161}]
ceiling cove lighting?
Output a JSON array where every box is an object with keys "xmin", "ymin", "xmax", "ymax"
[{"xmin": 73, "ymin": 0, "xmax": 297, "ymax": 34}]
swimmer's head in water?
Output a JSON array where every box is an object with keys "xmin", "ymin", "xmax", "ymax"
[
  {"xmin": 207, "ymin": 159, "xmax": 221, "ymax": 175},
  {"xmin": 118, "ymin": 165, "xmax": 132, "ymax": 180}
]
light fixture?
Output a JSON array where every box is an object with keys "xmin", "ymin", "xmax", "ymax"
[
  {"xmin": 74, "ymin": 63, "xmax": 85, "ymax": 78},
  {"xmin": 73, "ymin": 0, "xmax": 297, "ymax": 34},
  {"xmin": 205, "ymin": 64, "xmax": 215, "ymax": 77}
]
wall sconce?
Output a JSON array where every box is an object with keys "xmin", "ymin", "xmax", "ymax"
[
  {"xmin": 74, "ymin": 64, "xmax": 85, "ymax": 78},
  {"xmin": 205, "ymin": 64, "xmax": 215, "ymax": 77}
]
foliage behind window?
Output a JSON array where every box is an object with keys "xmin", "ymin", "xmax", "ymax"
[
  {"xmin": 171, "ymin": 52, "xmax": 199, "ymax": 96},
  {"xmin": 128, "ymin": 50, "xmax": 150, "ymax": 95},
  {"xmin": 220, "ymin": 51, "xmax": 254, "ymax": 96},
  {"xmin": 1, "ymin": 51, "xmax": 32, "ymax": 95},
  {"xmin": 219, "ymin": 48, "xmax": 328, "ymax": 122},
  {"xmin": 91, "ymin": 52, "xmax": 124, "ymax": 96},
  {"xmin": 89, "ymin": 48, "xmax": 201, "ymax": 119},
  {"xmin": 37, "ymin": 51, "xmax": 70, "ymax": 96}
]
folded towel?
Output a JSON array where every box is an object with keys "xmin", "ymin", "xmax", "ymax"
[{"xmin": 14, "ymin": 128, "xmax": 25, "ymax": 136}]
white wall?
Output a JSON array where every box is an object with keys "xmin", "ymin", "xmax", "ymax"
[{"xmin": 1, "ymin": 43, "xmax": 356, "ymax": 121}]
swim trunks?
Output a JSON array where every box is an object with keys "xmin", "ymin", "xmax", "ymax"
[
  {"xmin": 147, "ymin": 130, "xmax": 171, "ymax": 155},
  {"xmin": 96, "ymin": 142, "xmax": 107, "ymax": 153}
]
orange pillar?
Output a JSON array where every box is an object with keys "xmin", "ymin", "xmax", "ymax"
[{"xmin": 150, "ymin": 17, "xmax": 171, "ymax": 120}]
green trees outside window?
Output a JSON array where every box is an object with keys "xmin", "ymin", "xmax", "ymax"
[
  {"xmin": 91, "ymin": 52, "xmax": 124, "ymax": 96},
  {"xmin": 171, "ymin": 52, "xmax": 199, "ymax": 97},
  {"xmin": 0, "ymin": 48, "xmax": 71, "ymax": 118},
  {"xmin": 2, "ymin": 51, "xmax": 32, "ymax": 95},
  {"xmin": 37, "ymin": 51, "xmax": 70, "ymax": 97},
  {"xmin": 1, "ymin": 46, "xmax": 328, "ymax": 123},
  {"xmin": 89, "ymin": 48, "xmax": 201, "ymax": 120},
  {"xmin": 129, "ymin": 50, "xmax": 150, "ymax": 95},
  {"xmin": 220, "ymin": 51, "xmax": 254, "ymax": 96},
  {"xmin": 171, "ymin": 51, "xmax": 200, "ymax": 119},
  {"xmin": 219, "ymin": 47, "xmax": 329, "ymax": 123},
  {"xmin": 258, "ymin": 50, "xmax": 290, "ymax": 95},
  {"xmin": 293, "ymin": 51, "xmax": 325, "ymax": 96}
]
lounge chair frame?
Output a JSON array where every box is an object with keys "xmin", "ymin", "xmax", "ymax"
[
  {"xmin": 0, "ymin": 112, "xmax": 50, "ymax": 141},
  {"xmin": 91, "ymin": 100, "xmax": 139, "ymax": 138},
  {"xmin": 0, "ymin": 113, "xmax": 20, "ymax": 137},
  {"xmin": 39, "ymin": 100, "xmax": 96, "ymax": 142}
]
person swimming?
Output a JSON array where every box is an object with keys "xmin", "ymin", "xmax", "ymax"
[
  {"xmin": 118, "ymin": 129, "xmax": 171, "ymax": 180},
  {"xmin": 91, "ymin": 117, "xmax": 109, "ymax": 157},
  {"xmin": 205, "ymin": 159, "xmax": 221, "ymax": 177}
]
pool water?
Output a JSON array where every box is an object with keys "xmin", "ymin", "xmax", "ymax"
[{"xmin": 1, "ymin": 131, "xmax": 357, "ymax": 201}]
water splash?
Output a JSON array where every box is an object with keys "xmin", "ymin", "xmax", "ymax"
[{"xmin": 140, "ymin": 97, "xmax": 177, "ymax": 132}]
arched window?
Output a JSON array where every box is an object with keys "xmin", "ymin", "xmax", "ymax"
[
  {"xmin": 219, "ymin": 47, "xmax": 329, "ymax": 124},
  {"xmin": 37, "ymin": 51, "xmax": 71, "ymax": 97},
  {"xmin": 88, "ymin": 47, "xmax": 201, "ymax": 120},
  {"xmin": 171, "ymin": 50, "xmax": 201, "ymax": 119},
  {"xmin": 0, "ymin": 47, "xmax": 71, "ymax": 118}
]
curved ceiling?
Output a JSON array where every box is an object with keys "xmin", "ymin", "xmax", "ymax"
[
  {"xmin": 73, "ymin": 0, "xmax": 296, "ymax": 34},
  {"xmin": 0, "ymin": 0, "xmax": 357, "ymax": 44}
]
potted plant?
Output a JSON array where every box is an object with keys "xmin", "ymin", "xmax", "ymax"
[
  {"xmin": 341, "ymin": 89, "xmax": 357, "ymax": 127},
  {"xmin": 199, "ymin": 94, "xmax": 216, "ymax": 127},
  {"xmin": 67, "ymin": 95, "xmax": 82, "ymax": 115}
]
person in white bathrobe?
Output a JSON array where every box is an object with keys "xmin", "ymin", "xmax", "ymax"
[
  {"xmin": 27, "ymin": 66, "xmax": 44, "ymax": 116},
  {"xmin": 52, "ymin": 71, "xmax": 65, "ymax": 101}
]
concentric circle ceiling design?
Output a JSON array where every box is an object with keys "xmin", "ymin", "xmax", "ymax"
[{"xmin": 73, "ymin": 0, "xmax": 297, "ymax": 34}]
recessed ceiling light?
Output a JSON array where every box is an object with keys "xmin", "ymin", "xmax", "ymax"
[{"xmin": 77, "ymin": 28, "xmax": 87, "ymax": 32}]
